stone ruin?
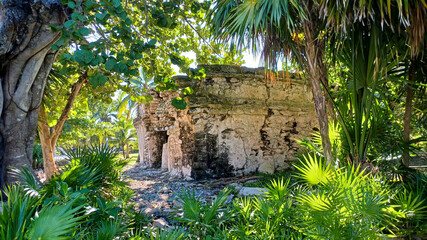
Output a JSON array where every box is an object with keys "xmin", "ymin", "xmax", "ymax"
[{"xmin": 133, "ymin": 65, "xmax": 318, "ymax": 179}]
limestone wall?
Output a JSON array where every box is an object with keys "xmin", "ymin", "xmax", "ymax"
[{"xmin": 133, "ymin": 65, "xmax": 318, "ymax": 179}]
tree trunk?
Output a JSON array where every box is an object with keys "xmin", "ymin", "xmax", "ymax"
[
  {"xmin": 38, "ymin": 107, "xmax": 57, "ymax": 179},
  {"xmin": 319, "ymin": 62, "xmax": 335, "ymax": 119},
  {"xmin": 125, "ymin": 144, "xmax": 130, "ymax": 158},
  {"xmin": 122, "ymin": 144, "xmax": 126, "ymax": 158},
  {"xmin": 134, "ymin": 104, "xmax": 147, "ymax": 164},
  {"xmin": 403, "ymin": 59, "xmax": 417, "ymax": 167},
  {"xmin": 38, "ymin": 77, "xmax": 86, "ymax": 180},
  {"xmin": 303, "ymin": 20, "xmax": 333, "ymax": 165},
  {"xmin": 0, "ymin": 0, "xmax": 65, "ymax": 187}
]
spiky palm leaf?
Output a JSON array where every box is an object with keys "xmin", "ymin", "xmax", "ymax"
[
  {"xmin": 10, "ymin": 167, "xmax": 42, "ymax": 197},
  {"xmin": 27, "ymin": 202, "xmax": 83, "ymax": 240},
  {"xmin": 132, "ymin": 228, "xmax": 188, "ymax": 240},
  {"xmin": 296, "ymin": 163, "xmax": 394, "ymax": 239},
  {"xmin": 294, "ymin": 153, "xmax": 332, "ymax": 186},
  {"xmin": 327, "ymin": 24, "xmax": 405, "ymax": 164},
  {"xmin": 0, "ymin": 185, "xmax": 41, "ymax": 240},
  {"xmin": 44, "ymin": 144, "xmax": 125, "ymax": 196},
  {"xmin": 210, "ymin": 0, "xmax": 305, "ymax": 69},
  {"xmin": 173, "ymin": 188, "xmax": 234, "ymax": 236},
  {"xmin": 320, "ymin": 0, "xmax": 427, "ymax": 56}
]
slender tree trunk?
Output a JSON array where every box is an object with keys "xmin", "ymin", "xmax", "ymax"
[
  {"xmin": 38, "ymin": 77, "xmax": 86, "ymax": 180},
  {"xmin": 0, "ymin": 1, "xmax": 65, "ymax": 187},
  {"xmin": 125, "ymin": 144, "xmax": 130, "ymax": 158},
  {"xmin": 134, "ymin": 104, "xmax": 146, "ymax": 164},
  {"xmin": 303, "ymin": 21, "xmax": 333, "ymax": 165},
  {"xmin": 403, "ymin": 59, "xmax": 417, "ymax": 167},
  {"xmin": 122, "ymin": 143, "xmax": 126, "ymax": 158},
  {"xmin": 319, "ymin": 62, "xmax": 335, "ymax": 119},
  {"xmin": 38, "ymin": 107, "xmax": 57, "ymax": 178}
]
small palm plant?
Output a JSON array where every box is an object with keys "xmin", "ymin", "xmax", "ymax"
[
  {"xmin": 391, "ymin": 173, "xmax": 427, "ymax": 237},
  {"xmin": 1, "ymin": 144, "xmax": 137, "ymax": 240},
  {"xmin": 230, "ymin": 178, "xmax": 302, "ymax": 239},
  {"xmin": 294, "ymin": 153, "xmax": 395, "ymax": 239},
  {"xmin": 173, "ymin": 188, "xmax": 234, "ymax": 238},
  {"xmin": 0, "ymin": 184, "xmax": 83, "ymax": 240}
]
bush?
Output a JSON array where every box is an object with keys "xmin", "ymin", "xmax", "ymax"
[
  {"xmin": 32, "ymin": 143, "xmax": 43, "ymax": 169},
  {"xmin": 3, "ymin": 144, "xmax": 426, "ymax": 239},
  {"xmin": 170, "ymin": 153, "xmax": 427, "ymax": 239},
  {"xmin": 1, "ymin": 144, "xmax": 144, "ymax": 239}
]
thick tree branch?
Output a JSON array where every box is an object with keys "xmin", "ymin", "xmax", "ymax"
[{"xmin": 51, "ymin": 72, "xmax": 87, "ymax": 145}]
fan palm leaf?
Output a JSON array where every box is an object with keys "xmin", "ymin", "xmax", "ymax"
[
  {"xmin": 294, "ymin": 153, "xmax": 332, "ymax": 186},
  {"xmin": 27, "ymin": 202, "xmax": 83, "ymax": 240}
]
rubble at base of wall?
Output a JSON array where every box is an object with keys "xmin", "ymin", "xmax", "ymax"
[{"xmin": 133, "ymin": 65, "xmax": 318, "ymax": 179}]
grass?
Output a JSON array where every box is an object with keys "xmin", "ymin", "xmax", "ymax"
[
  {"xmin": 118, "ymin": 153, "xmax": 139, "ymax": 168},
  {"xmin": 127, "ymin": 153, "xmax": 139, "ymax": 166}
]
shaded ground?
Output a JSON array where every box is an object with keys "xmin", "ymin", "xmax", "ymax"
[{"xmin": 124, "ymin": 163, "xmax": 223, "ymax": 217}]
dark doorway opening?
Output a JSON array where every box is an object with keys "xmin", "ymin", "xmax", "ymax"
[{"xmin": 153, "ymin": 131, "xmax": 168, "ymax": 168}]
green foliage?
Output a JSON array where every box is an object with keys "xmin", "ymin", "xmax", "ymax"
[
  {"xmin": 295, "ymin": 156, "xmax": 394, "ymax": 239},
  {"xmin": 10, "ymin": 167, "xmax": 42, "ymax": 197},
  {"xmin": 43, "ymin": 144, "xmax": 127, "ymax": 195},
  {"xmin": 168, "ymin": 153, "xmax": 427, "ymax": 239},
  {"xmin": 232, "ymin": 179, "xmax": 300, "ymax": 239},
  {"xmin": 298, "ymin": 121, "xmax": 343, "ymax": 161},
  {"xmin": 1, "ymin": 144, "xmax": 145, "ymax": 239},
  {"xmin": 171, "ymin": 97, "xmax": 188, "ymax": 109},
  {"xmin": 243, "ymin": 171, "xmax": 294, "ymax": 188},
  {"xmin": 42, "ymin": 0, "xmax": 246, "ymax": 154},
  {"xmin": 209, "ymin": 0, "xmax": 304, "ymax": 69},
  {"xmin": 173, "ymin": 188, "xmax": 234, "ymax": 238},
  {"xmin": 32, "ymin": 143, "xmax": 43, "ymax": 169},
  {"xmin": 391, "ymin": 173, "xmax": 427, "ymax": 237},
  {"xmin": 132, "ymin": 228, "xmax": 188, "ymax": 240},
  {"xmin": 329, "ymin": 25, "xmax": 405, "ymax": 164},
  {"xmin": 0, "ymin": 185, "xmax": 41, "ymax": 240},
  {"xmin": 27, "ymin": 202, "xmax": 83, "ymax": 240},
  {"xmin": 293, "ymin": 153, "xmax": 332, "ymax": 186},
  {"xmin": 4, "ymin": 146, "xmax": 427, "ymax": 239}
]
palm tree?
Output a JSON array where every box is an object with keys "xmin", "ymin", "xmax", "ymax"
[
  {"xmin": 116, "ymin": 67, "xmax": 153, "ymax": 120},
  {"xmin": 320, "ymin": 0, "xmax": 427, "ymax": 165},
  {"xmin": 111, "ymin": 119, "xmax": 137, "ymax": 159},
  {"xmin": 209, "ymin": 0, "xmax": 334, "ymax": 164},
  {"xmin": 331, "ymin": 25, "xmax": 405, "ymax": 164}
]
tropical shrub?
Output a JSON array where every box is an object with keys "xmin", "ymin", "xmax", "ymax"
[
  {"xmin": 229, "ymin": 179, "xmax": 302, "ymax": 239},
  {"xmin": 0, "ymin": 144, "xmax": 143, "ymax": 239},
  {"xmin": 2, "ymin": 144, "xmax": 426, "ymax": 239},
  {"xmin": 294, "ymin": 154, "xmax": 394, "ymax": 239},
  {"xmin": 390, "ymin": 172, "xmax": 427, "ymax": 237},
  {"xmin": 173, "ymin": 188, "xmax": 234, "ymax": 238},
  {"xmin": 171, "ymin": 153, "xmax": 427, "ymax": 239},
  {"xmin": 32, "ymin": 143, "xmax": 44, "ymax": 169}
]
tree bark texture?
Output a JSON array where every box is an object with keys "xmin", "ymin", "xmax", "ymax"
[
  {"xmin": 402, "ymin": 59, "xmax": 417, "ymax": 167},
  {"xmin": 38, "ymin": 106, "xmax": 56, "ymax": 178},
  {"xmin": 38, "ymin": 77, "xmax": 86, "ymax": 180},
  {"xmin": 302, "ymin": 8, "xmax": 333, "ymax": 165},
  {"xmin": 0, "ymin": 0, "xmax": 65, "ymax": 186}
]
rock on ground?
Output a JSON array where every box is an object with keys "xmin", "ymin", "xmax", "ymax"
[{"xmin": 238, "ymin": 187, "xmax": 268, "ymax": 196}]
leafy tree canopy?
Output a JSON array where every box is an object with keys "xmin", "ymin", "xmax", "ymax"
[{"xmin": 54, "ymin": 0, "xmax": 243, "ymax": 99}]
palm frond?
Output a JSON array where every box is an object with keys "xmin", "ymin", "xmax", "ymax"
[
  {"xmin": 0, "ymin": 185, "xmax": 41, "ymax": 240},
  {"xmin": 294, "ymin": 153, "xmax": 332, "ymax": 186},
  {"xmin": 27, "ymin": 202, "xmax": 83, "ymax": 240},
  {"xmin": 10, "ymin": 167, "xmax": 42, "ymax": 197}
]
